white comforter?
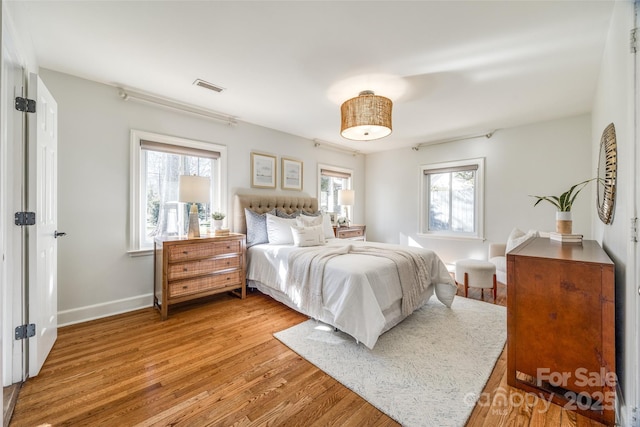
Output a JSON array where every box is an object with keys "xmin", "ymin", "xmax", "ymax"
[{"xmin": 246, "ymin": 239, "xmax": 457, "ymax": 349}]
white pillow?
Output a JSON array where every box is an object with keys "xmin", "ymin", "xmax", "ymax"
[
  {"xmin": 300, "ymin": 213, "xmax": 334, "ymax": 239},
  {"xmin": 506, "ymin": 228, "xmax": 539, "ymax": 253},
  {"xmin": 265, "ymin": 213, "xmax": 297, "ymax": 245},
  {"xmin": 290, "ymin": 225, "xmax": 325, "ymax": 247},
  {"xmin": 296, "ymin": 214, "xmax": 323, "ymax": 227}
]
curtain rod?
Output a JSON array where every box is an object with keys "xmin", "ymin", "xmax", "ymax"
[
  {"xmin": 312, "ymin": 139, "xmax": 361, "ymax": 156},
  {"xmin": 118, "ymin": 88, "xmax": 238, "ymax": 126},
  {"xmin": 411, "ymin": 130, "xmax": 496, "ymax": 151}
]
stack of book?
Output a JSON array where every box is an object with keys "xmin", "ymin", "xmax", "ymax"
[
  {"xmin": 549, "ymin": 232, "xmax": 583, "ymax": 243},
  {"xmin": 214, "ymin": 228, "xmax": 230, "ymax": 237}
]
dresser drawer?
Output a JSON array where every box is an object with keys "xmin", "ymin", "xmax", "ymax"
[
  {"xmin": 167, "ymin": 256, "xmax": 241, "ymax": 281},
  {"xmin": 168, "ymin": 240, "xmax": 242, "ymax": 262},
  {"xmin": 169, "ymin": 271, "xmax": 242, "ymax": 298}
]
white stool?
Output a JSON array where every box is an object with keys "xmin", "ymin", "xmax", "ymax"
[{"xmin": 455, "ymin": 259, "xmax": 497, "ymax": 302}]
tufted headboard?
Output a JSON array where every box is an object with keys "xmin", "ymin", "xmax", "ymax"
[{"xmin": 232, "ymin": 193, "xmax": 318, "ymax": 234}]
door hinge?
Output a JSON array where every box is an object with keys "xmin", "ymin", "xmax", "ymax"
[
  {"xmin": 15, "ymin": 96, "xmax": 36, "ymax": 113},
  {"xmin": 631, "ymin": 28, "xmax": 638, "ymax": 54},
  {"xmin": 15, "ymin": 324, "xmax": 36, "ymax": 340},
  {"xmin": 14, "ymin": 212, "xmax": 36, "ymax": 226},
  {"xmin": 632, "ymin": 217, "xmax": 638, "ymax": 242}
]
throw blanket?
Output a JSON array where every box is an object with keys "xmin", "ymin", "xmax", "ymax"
[{"xmin": 286, "ymin": 244, "xmax": 432, "ymax": 320}]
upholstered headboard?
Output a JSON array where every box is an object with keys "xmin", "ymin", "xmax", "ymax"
[{"xmin": 232, "ymin": 193, "xmax": 318, "ymax": 234}]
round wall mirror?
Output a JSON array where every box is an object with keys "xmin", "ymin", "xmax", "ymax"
[{"xmin": 597, "ymin": 123, "xmax": 617, "ymax": 224}]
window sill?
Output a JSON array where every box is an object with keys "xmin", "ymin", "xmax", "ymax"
[
  {"xmin": 127, "ymin": 249, "xmax": 153, "ymax": 257},
  {"xmin": 417, "ymin": 233, "xmax": 485, "ymax": 242}
]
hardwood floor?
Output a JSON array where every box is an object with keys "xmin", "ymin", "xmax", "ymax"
[{"xmin": 9, "ymin": 285, "xmax": 606, "ymax": 426}]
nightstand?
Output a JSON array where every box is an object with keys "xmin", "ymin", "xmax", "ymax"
[
  {"xmin": 335, "ymin": 224, "xmax": 366, "ymax": 241},
  {"xmin": 153, "ymin": 233, "xmax": 246, "ymax": 320}
]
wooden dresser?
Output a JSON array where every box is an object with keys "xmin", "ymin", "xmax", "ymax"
[
  {"xmin": 154, "ymin": 233, "xmax": 246, "ymax": 320},
  {"xmin": 507, "ymin": 237, "xmax": 615, "ymax": 425},
  {"xmin": 335, "ymin": 224, "xmax": 366, "ymax": 241}
]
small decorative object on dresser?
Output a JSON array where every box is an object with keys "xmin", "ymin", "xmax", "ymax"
[
  {"xmin": 154, "ymin": 233, "xmax": 246, "ymax": 320},
  {"xmin": 211, "ymin": 211, "xmax": 225, "ymax": 230},
  {"xmin": 335, "ymin": 224, "xmax": 366, "ymax": 241},
  {"xmin": 529, "ymin": 178, "xmax": 595, "ymax": 234}
]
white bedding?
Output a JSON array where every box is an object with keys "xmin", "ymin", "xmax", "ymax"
[{"xmin": 246, "ymin": 239, "xmax": 457, "ymax": 348}]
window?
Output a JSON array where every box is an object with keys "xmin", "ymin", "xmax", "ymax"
[
  {"xmin": 420, "ymin": 158, "xmax": 484, "ymax": 239},
  {"xmin": 318, "ymin": 164, "xmax": 352, "ymax": 222},
  {"xmin": 129, "ymin": 130, "xmax": 227, "ymax": 253}
]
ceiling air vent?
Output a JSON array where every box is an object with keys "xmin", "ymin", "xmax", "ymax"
[{"xmin": 193, "ymin": 79, "xmax": 225, "ymax": 93}]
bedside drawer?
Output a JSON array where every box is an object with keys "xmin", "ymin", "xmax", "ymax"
[
  {"xmin": 169, "ymin": 271, "xmax": 242, "ymax": 298},
  {"xmin": 337, "ymin": 228, "xmax": 363, "ymax": 239},
  {"xmin": 167, "ymin": 256, "xmax": 241, "ymax": 281},
  {"xmin": 169, "ymin": 240, "xmax": 242, "ymax": 262}
]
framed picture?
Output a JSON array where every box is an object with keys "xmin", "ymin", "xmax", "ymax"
[
  {"xmin": 281, "ymin": 158, "xmax": 303, "ymax": 191},
  {"xmin": 251, "ymin": 152, "xmax": 276, "ymax": 189},
  {"xmin": 327, "ymin": 212, "xmax": 337, "ymax": 226}
]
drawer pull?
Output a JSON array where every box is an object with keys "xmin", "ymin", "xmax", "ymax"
[
  {"xmin": 183, "ymin": 267, "xmax": 188, "ymax": 272},
  {"xmin": 182, "ymin": 285, "xmax": 188, "ymax": 289},
  {"xmin": 182, "ymin": 251, "xmax": 189, "ymax": 255}
]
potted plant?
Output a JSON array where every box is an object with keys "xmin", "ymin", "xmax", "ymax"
[
  {"xmin": 211, "ymin": 211, "xmax": 226, "ymax": 230},
  {"xmin": 530, "ymin": 178, "xmax": 594, "ymax": 234}
]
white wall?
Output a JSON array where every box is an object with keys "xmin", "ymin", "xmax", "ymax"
[
  {"xmin": 365, "ymin": 114, "xmax": 593, "ymax": 264},
  {"xmin": 38, "ymin": 69, "xmax": 365, "ymax": 325},
  {"xmin": 591, "ymin": 0, "xmax": 637, "ymax": 424}
]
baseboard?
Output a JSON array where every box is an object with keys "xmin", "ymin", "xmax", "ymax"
[
  {"xmin": 3, "ymin": 383, "xmax": 21, "ymax": 427},
  {"xmin": 58, "ymin": 294, "xmax": 154, "ymax": 327}
]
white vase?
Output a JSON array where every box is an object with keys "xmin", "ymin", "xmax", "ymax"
[
  {"xmin": 556, "ymin": 211, "xmax": 572, "ymax": 234},
  {"xmin": 213, "ymin": 219, "xmax": 224, "ymax": 230}
]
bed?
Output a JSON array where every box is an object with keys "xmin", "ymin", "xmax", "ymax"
[{"xmin": 232, "ymin": 193, "xmax": 457, "ymax": 349}]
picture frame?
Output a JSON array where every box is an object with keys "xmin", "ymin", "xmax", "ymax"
[
  {"xmin": 250, "ymin": 152, "xmax": 276, "ymax": 189},
  {"xmin": 327, "ymin": 212, "xmax": 337, "ymax": 226},
  {"xmin": 281, "ymin": 157, "xmax": 303, "ymax": 191}
]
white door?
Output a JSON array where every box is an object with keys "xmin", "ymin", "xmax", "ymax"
[{"xmin": 27, "ymin": 73, "xmax": 58, "ymax": 377}]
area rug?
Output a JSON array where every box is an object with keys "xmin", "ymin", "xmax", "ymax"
[{"xmin": 274, "ymin": 297, "xmax": 506, "ymax": 427}]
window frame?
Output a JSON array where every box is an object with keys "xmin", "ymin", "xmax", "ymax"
[
  {"xmin": 128, "ymin": 129, "xmax": 227, "ymax": 255},
  {"xmin": 317, "ymin": 164, "xmax": 353, "ymax": 222},
  {"xmin": 419, "ymin": 157, "xmax": 485, "ymax": 240}
]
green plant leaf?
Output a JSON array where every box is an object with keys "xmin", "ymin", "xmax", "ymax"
[{"xmin": 529, "ymin": 178, "xmax": 596, "ymax": 212}]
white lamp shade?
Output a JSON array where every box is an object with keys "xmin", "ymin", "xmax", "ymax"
[
  {"xmin": 338, "ymin": 189, "xmax": 355, "ymax": 206},
  {"xmin": 178, "ymin": 175, "xmax": 210, "ymax": 203}
]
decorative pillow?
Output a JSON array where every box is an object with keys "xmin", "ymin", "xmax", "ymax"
[
  {"xmin": 244, "ymin": 208, "xmax": 276, "ymax": 247},
  {"xmin": 265, "ymin": 213, "xmax": 297, "ymax": 244},
  {"xmin": 506, "ymin": 228, "xmax": 539, "ymax": 253},
  {"xmin": 300, "ymin": 213, "xmax": 334, "ymax": 239},
  {"xmin": 275, "ymin": 208, "xmax": 301, "ymax": 218},
  {"xmin": 296, "ymin": 214, "xmax": 323, "ymax": 227},
  {"xmin": 290, "ymin": 225, "xmax": 325, "ymax": 247}
]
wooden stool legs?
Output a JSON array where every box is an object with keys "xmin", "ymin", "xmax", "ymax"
[{"xmin": 463, "ymin": 272, "xmax": 497, "ymax": 302}]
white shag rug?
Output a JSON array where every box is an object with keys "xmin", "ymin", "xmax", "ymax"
[{"xmin": 274, "ymin": 297, "xmax": 506, "ymax": 427}]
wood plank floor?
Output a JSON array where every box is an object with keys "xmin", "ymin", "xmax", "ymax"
[{"xmin": 9, "ymin": 284, "xmax": 606, "ymax": 426}]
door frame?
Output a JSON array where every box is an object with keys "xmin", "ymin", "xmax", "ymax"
[{"xmin": 1, "ymin": 5, "xmax": 28, "ymax": 388}]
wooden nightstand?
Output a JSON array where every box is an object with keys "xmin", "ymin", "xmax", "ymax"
[
  {"xmin": 335, "ymin": 224, "xmax": 366, "ymax": 241},
  {"xmin": 153, "ymin": 233, "xmax": 246, "ymax": 320}
]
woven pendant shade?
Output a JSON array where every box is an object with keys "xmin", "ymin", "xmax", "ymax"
[{"xmin": 340, "ymin": 90, "xmax": 392, "ymax": 141}]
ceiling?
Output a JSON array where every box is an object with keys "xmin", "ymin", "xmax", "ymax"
[{"xmin": 10, "ymin": 1, "xmax": 615, "ymax": 154}]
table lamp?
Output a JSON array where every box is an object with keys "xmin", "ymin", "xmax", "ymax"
[
  {"xmin": 337, "ymin": 189, "xmax": 355, "ymax": 227},
  {"xmin": 178, "ymin": 175, "xmax": 210, "ymax": 238}
]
